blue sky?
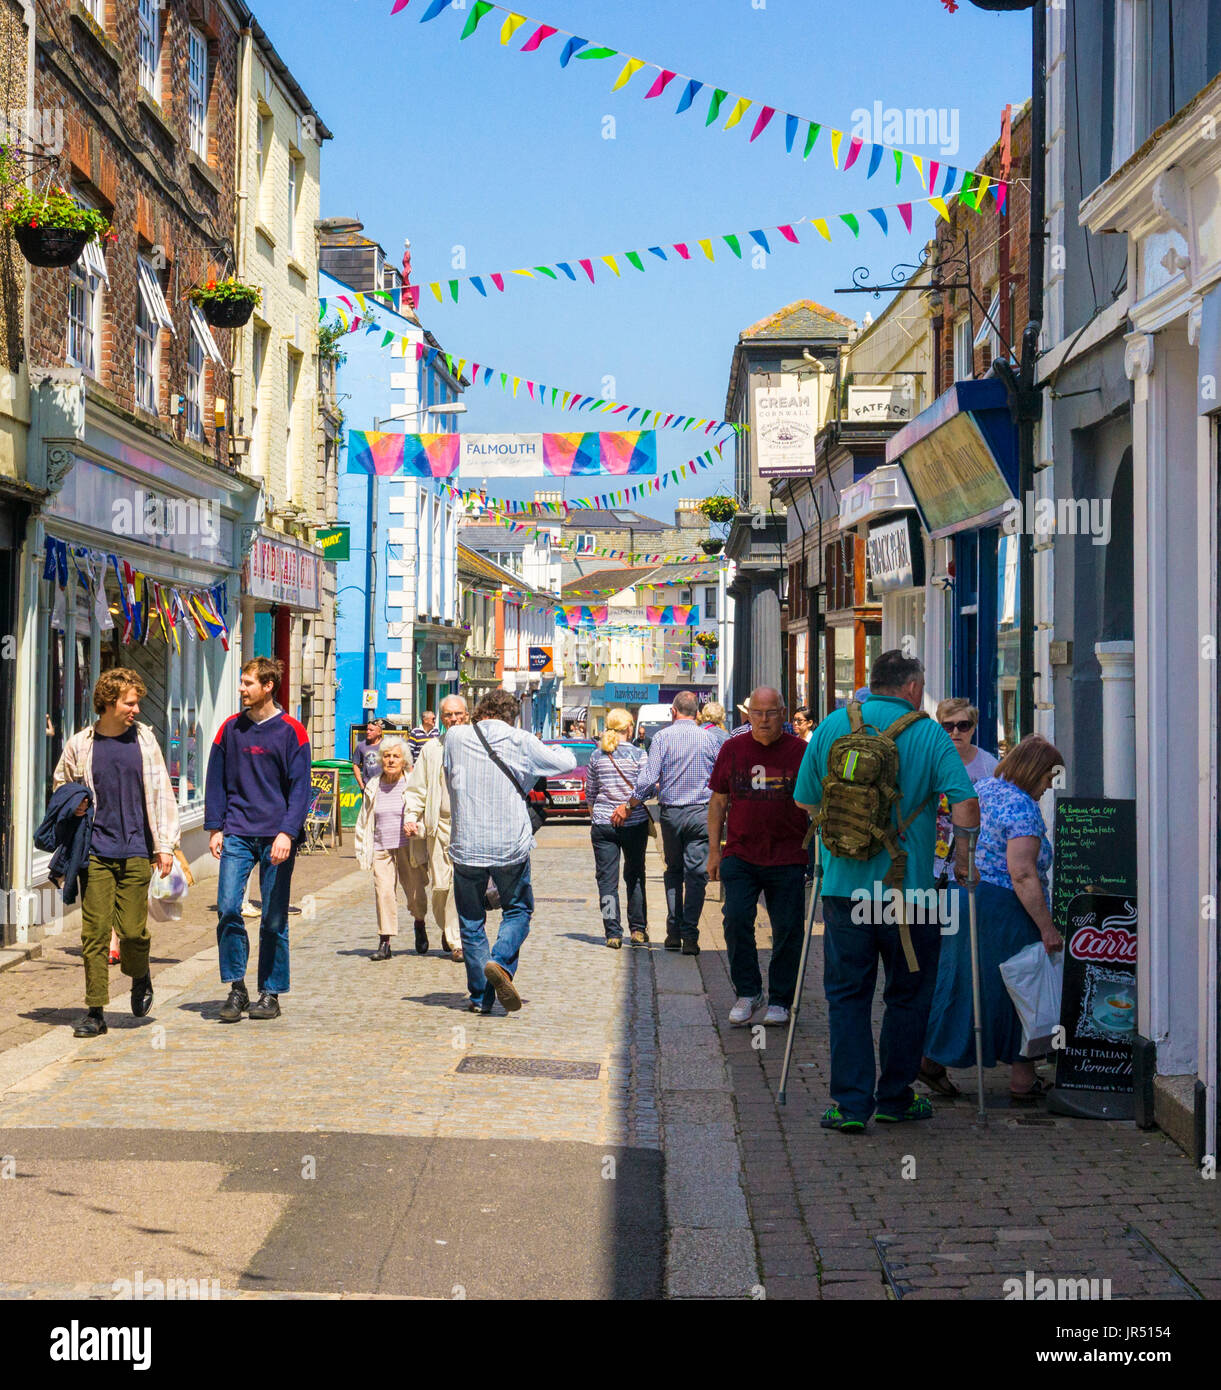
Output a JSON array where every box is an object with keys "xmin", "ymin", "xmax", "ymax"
[{"xmin": 261, "ymin": 0, "xmax": 1031, "ymax": 518}]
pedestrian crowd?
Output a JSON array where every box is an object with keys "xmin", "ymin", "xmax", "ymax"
[{"xmin": 38, "ymin": 649, "xmax": 1066, "ymax": 1135}]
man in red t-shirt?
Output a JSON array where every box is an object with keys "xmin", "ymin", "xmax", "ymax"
[{"xmin": 708, "ymin": 686, "xmax": 810, "ymax": 1029}]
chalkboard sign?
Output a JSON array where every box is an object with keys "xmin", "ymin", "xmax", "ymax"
[
  {"xmin": 1051, "ymin": 798, "xmax": 1136, "ymax": 928},
  {"xmin": 1048, "ymin": 799, "xmax": 1137, "ymax": 1120}
]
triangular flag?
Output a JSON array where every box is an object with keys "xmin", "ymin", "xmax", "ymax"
[
  {"xmin": 784, "ymin": 113, "xmax": 799, "ymax": 153},
  {"xmin": 461, "ymin": 1, "xmax": 494, "ymax": 39},
  {"xmin": 576, "ymin": 46, "xmax": 617, "ymax": 60},
  {"xmin": 428, "ymin": 282, "xmax": 442, "ymax": 302},
  {"xmin": 612, "ymin": 56, "xmax": 645, "ymax": 90},
  {"xmin": 675, "ymin": 78, "xmax": 702, "ymax": 114},
  {"xmin": 894, "ymin": 149, "xmax": 904, "ymax": 183},
  {"xmin": 673, "ymin": 243, "xmax": 690, "ymax": 259},
  {"xmin": 803, "ymin": 121, "xmax": 821, "ymax": 159},
  {"xmin": 698, "ymin": 238, "xmax": 714, "ymax": 260},
  {"xmin": 867, "ymin": 208, "xmax": 888, "ymax": 234},
  {"xmin": 930, "ymin": 196, "xmax": 950, "ymax": 219},
  {"xmin": 867, "ymin": 144, "xmax": 883, "ymax": 179},
  {"xmin": 470, "ymin": 275, "xmax": 486, "ymax": 296},
  {"xmin": 560, "ymin": 36, "xmax": 587, "ymax": 66},
  {"xmin": 898, "ymin": 203, "xmax": 913, "ymax": 232},
  {"xmin": 723, "ymin": 233, "xmax": 742, "ymax": 258},
  {"xmin": 419, "ymin": 0, "xmax": 452, "ymax": 22},
  {"xmin": 843, "ymin": 136, "xmax": 864, "ymax": 170},
  {"xmin": 911, "ymin": 154, "xmax": 925, "ymax": 189},
  {"xmin": 749, "ymin": 106, "xmax": 775, "ymax": 142},
  {"xmin": 645, "ymin": 69, "xmax": 677, "ymax": 99},
  {"xmin": 556, "ymin": 262, "xmax": 576, "ymax": 280},
  {"xmin": 929, "ymin": 161, "xmax": 941, "ymax": 195},
  {"xmin": 749, "ymin": 229, "xmax": 770, "ymax": 253},
  {"xmin": 830, "ymin": 128, "xmax": 843, "ymax": 166},
  {"xmin": 724, "ymin": 96, "xmax": 751, "ymax": 130},
  {"xmin": 839, "ymin": 213, "xmax": 860, "ymax": 236},
  {"xmin": 601, "ymin": 254, "xmax": 620, "ymax": 276},
  {"xmin": 777, "ymin": 224, "xmax": 799, "ymax": 243},
  {"xmin": 520, "ymin": 22, "xmax": 557, "ymax": 51},
  {"xmin": 579, "ymin": 258, "xmax": 595, "ymax": 282},
  {"xmin": 625, "ymin": 250, "xmax": 644, "ymax": 272},
  {"xmin": 706, "ymin": 88, "xmax": 728, "ymax": 125}
]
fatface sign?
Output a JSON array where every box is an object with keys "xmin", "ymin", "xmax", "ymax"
[
  {"xmin": 753, "ymin": 377, "xmax": 824, "ymax": 477},
  {"xmin": 845, "ymin": 384, "xmax": 916, "ymax": 424}
]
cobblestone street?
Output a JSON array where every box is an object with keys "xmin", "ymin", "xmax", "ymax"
[{"xmin": 1, "ymin": 822, "xmax": 1218, "ymax": 1301}]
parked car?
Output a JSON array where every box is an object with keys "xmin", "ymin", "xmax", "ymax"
[{"xmin": 537, "ymin": 739, "xmax": 597, "ymax": 818}]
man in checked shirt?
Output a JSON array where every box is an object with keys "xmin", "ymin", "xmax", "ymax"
[{"xmin": 612, "ymin": 691, "xmax": 716, "ymax": 955}]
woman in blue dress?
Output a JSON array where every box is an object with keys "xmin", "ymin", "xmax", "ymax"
[{"xmin": 923, "ymin": 734, "xmax": 1065, "ymax": 1103}]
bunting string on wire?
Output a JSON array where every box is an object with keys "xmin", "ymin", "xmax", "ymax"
[
  {"xmin": 324, "ymin": 188, "xmax": 989, "ymax": 309},
  {"xmin": 390, "ymin": 0, "xmax": 1009, "ymax": 209},
  {"xmin": 482, "ymin": 509, "xmax": 720, "ymax": 564}
]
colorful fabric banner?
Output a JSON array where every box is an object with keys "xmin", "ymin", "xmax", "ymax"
[
  {"xmin": 646, "ymin": 605, "xmax": 698, "ymax": 626},
  {"xmin": 556, "ymin": 605, "xmax": 609, "ymax": 627},
  {"xmin": 347, "ymin": 429, "xmax": 658, "ymax": 478},
  {"xmin": 391, "ymin": 1, "xmax": 1008, "ymax": 206}
]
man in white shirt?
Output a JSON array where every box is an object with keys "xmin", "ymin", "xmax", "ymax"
[{"xmin": 444, "ymin": 688, "xmax": 576, "ymax": 1014}]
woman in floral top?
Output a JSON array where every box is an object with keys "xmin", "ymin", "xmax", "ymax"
[{"xmin": 923, "ymin": 734, "xmax": 1065, "ymax": 1103}]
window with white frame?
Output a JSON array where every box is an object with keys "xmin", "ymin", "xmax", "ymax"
[
  {"xmin": 66, "ymin": 196, "xmax": 107, "ymax": 376},
  {"xmin": 952, "ymin": 313, "xmax": 974, "ymax": 382},
  {"xmin": 287, "ymin": 153, "xmax": 299, "ymax": 255},
  {"xmin": 80, "ymin": 0, "xmax": 104, "ymax": 24},
  {"xmin": 188, "ymin": 28, "xmax": 209, "ymax": 160},
  {"xmin": 575, "ymin": 533, "xmax": 595, "ymax": 554},
  {"xmin": 186, "ymin": 306, "xmax": 223, "ymax": 441},
  {"xmin": 285, "ymin": 351, "xmax": 300, "ymax": 479},
  {"xmin": 704, "ymin": 586, "xmax": 717, "ymax": 621},
  {"xmin": 135, "ymin": 256, "xmax": 174, "ymax": 414},
  {"xmin": 973, "ymin": 286, "xmax": 1002, "ymax": 362},
  {"xmin": 138, "ymin": 0, "xmax": 161, "ymax": 100}
]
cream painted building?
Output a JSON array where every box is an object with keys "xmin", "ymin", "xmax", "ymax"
[{"xmin": 231, "ymin": 10, "xmax": 334, "ymax": 746}]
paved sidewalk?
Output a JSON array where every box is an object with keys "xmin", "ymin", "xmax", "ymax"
[
  {"xmin": 694, "ymin": 896, "xmax": 1221, "ymax": 1301},
  {"xmin": 0, "ymin": 826, "xmax": 663, "ymax": 1299}
]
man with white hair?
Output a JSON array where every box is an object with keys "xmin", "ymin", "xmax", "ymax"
[
  {"xmin": 403, "ymin": 694, "xmax": 467, "ymax": 960},
  {"xmin": 707, "ymin": 686, "xmax": 810, "ymax": 1029}
]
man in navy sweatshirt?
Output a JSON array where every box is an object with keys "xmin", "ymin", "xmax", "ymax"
[{"xmin": 205, "ymin": 656, "xmax": 312, "ymax": 1022}]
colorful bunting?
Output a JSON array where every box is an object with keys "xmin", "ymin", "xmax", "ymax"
[{"xmin": 389, "ymin": 0, "xmax": 1008, "ymax": 202}]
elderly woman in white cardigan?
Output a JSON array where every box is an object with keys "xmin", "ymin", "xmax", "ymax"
[
  {"xmin": 354, "ymin": 737, "xmax": 430, "ymax": 959},
  {"xmin": 402, "ymin": 694, "xmax": 465, "ymax": 962}
]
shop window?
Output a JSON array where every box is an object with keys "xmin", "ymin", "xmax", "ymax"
[
  {"xmin": 138, "ymin": 0, "xmax": 162, "ymax": 100},
  {"xmin": 167, "ymin": 635, "xmax": 201, "ymax": 805},
  {"xmin": 188, "ymin": 28, "xmax": 209, "ymax": 161}
]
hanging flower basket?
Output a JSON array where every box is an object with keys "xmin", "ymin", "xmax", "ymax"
[
  {"xmin": 189, "ymin": 278, "xmax": 261, "ymax": 328},
  {"xmin": 695, "ymin": 631, "xmax": 719, "ymax": 651},
  {"xmin": 699, "ymin": 538, "xmax": 724, "ymax": 556},
  {"xmin": 3, "ymin": 186, "xmax": 114, "ymax": 268},
  {"xmin": 697, "ymin": 496, "xmax": 737, "ymax": 525}
]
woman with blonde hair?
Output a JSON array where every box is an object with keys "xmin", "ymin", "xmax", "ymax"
[
  {"xmin": 924, "ymin": 733, "xmax": 1065, "ymax": 1104},
  {"xmin": 700, "ymin": 700, "xmax": 730, "ymax": 756},
  {"xmin": 355, "ymin": 737, "xmax": 431, "ymax": 959},
  {"xmin": 583, "ymin": 708, "xmax": 650, "ymax": 948}
]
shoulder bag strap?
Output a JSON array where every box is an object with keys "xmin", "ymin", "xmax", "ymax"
[
  {"xmin": 473, "ymin": 719, "xmax": 532, "ymax": 806},
  {"xmin": 606, "ymin": 750, "xmax": 637, "ymax": 795}
]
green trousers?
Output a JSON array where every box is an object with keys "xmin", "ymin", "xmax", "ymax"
[{"xmin": 80, "ymin": 855, "xmax": 152, "ymax": 1006}]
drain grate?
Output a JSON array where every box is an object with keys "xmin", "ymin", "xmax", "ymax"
[
  {"xmin": 532, "ymin": 897, "xmax": 587, "ymax": 903},
  {"xmin": 456, "ymin": 1054, "xmax": 601, "ymax": 1080}
]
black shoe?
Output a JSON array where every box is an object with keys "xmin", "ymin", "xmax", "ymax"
[
  {"xmin": 370, "ymin": 939, "xmax": 392, "ymax": 961},
  {"xmin": 218, "ymin": 984, "xmax": 249, "ymax": 1024},
  {"xmin": 681, "ymin": 938, "xmax": 701, "ymax": 956},
  {"xmin": 663, "ymin": 935, "xmax": 682, "ymax": 951},
  {"xmin": 130, "ymin": 972, "xmax": 154, "ymax": 1018},
  {"xmin": 606, "ymin": 935, "xmax": 623, "ymax": 949},
  {"xmin": 414, "ymin": 920, "xmax": 429, "ymax": 955},
  {"xmin": 73, "ymin": 1008, "xmax": 107, "ymax": 1038},
  {"xmin": 247, "ymin": 991, "xmax": 281, "ymax": 1020},
  {"xmin": 467, "ymin": 1002, "xmax": 493, "ymax": 1014}
]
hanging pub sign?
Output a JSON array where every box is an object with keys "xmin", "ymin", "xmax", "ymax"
[
  {"xmin": 243, "ymin": 531, "xmax": 321, "ymax": 611},
  {"xmin": 1048, "ymin": 797, "xmax": 1138, "ymax": 1120},
  {"xmin": 866, "ymin": 514, "xmax": 924, "ymax": 593},
  {"xmin": 753, "ymin": 374, "xmax": 827, "ymax": 478}
]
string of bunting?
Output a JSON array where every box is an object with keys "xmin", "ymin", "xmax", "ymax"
[
  {"xmin": 325, "ymin": 189, "xmax": 987, "ymax": 310},
  {"xmin": 42, "ymin": 536, "xmax": 231, "ymax": 652},
  {"xmin": 482, "ymin": 508, "xmax": 721, "ymax": 564},
  {"xmin": 390, "ymin": 0, "xmax": 1010, "ymax": 209}
]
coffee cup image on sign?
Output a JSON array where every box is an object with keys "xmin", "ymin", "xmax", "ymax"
[
  {"xmin": 1093, "ymin": 989, "xmax": 1136, "ymax": 1034},
  {"xmin": 1076, "ymin": 964, "xmax": 1137, "ymax": 1040}
]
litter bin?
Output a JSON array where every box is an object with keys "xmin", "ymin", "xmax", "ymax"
[{"xmin": 312, "ymin": 758, "xmax": 362, "ymax": 831}]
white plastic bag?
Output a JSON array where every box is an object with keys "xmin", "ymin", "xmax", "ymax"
[
  {"xmin": 147, "ymin": 859, "xmax": 189, "ymax": 922},
  {"xmin": 999, "ymin": 940, "xmax": 1063, "ymax": 1055}
]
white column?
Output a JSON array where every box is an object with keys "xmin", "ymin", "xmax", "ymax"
[{"xmin": 1094, "ymin": 641, "xmax": 1136, "ymax": 797}]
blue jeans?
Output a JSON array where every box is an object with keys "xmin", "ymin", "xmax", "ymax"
[
  {"xmin": 720, "ymin": 856, "xmax": 806, "ymax": 1007},
  {"xmin": 216, "ymin": 834, "xmax": 296, "ymax": 994},
  {"xmin": 821, "ymin": 895, "xmax": 942, "ymax": 1121},
  {"xmin": 451, "ymin": 859, "xmax": 534, "ymax": 1010}
]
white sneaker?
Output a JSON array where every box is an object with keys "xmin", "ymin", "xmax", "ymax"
[
  {"xmin": 240, "ymin": 900, "xmax": 261, "ymax": 919},
  {"xmin": 729, "ymin": 993, "xmax": 764, "ymax": 1026},
  {"xmin": 762, "ymin": 1003, "xmax": 791, "ymax": 1026}
]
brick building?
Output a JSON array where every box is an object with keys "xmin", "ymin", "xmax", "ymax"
[{"xmin": 7, "ymin": 0, "xmax": 263, "ymax": 946}]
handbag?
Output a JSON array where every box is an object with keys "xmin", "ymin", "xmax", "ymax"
[
  {"xmin": 607, "ymin": 750, "xmax": 657, "ymax": 838},
  {"xmin": 473, "ymin": 719, "xmax": 547, "ymax": 834}
]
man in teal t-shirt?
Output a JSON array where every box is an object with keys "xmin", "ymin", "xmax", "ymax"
[{"xmin": 794, "ymin": 650, "xmax": 980, "ymax": 1132}]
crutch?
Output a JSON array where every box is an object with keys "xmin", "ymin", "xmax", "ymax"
[
  {"xmin": 960, "ymin": 825, "xmax": 986, "ymax": 1123},
  {"xmin": 778, "ymin": 835, "xmax": 822, "ymax": 1106}
]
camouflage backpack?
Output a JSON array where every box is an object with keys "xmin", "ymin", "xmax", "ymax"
[{"xmin": 812, "ymin": 701, "xmax": 935, "ymax": 968}]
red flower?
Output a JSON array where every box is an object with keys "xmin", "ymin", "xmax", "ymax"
[
  {"xmin": 207, "ymin": 279, "xmax": 216, "ymax": 290},
  {"xmin": 30, "ymin": 219, "xmax": 38, "ymax": 228}
]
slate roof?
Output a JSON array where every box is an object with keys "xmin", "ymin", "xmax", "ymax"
[{"xmin": 739, "ymin": 299, "xmax": 856, "ymax": 342}]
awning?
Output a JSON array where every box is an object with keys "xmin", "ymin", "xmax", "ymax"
[{"xmin": 884, "ymin": 379, "xmax": 1018, "ymax": 540}]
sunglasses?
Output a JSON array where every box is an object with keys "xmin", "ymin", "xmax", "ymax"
[{"xmin": 941, "ymin": 720, "xmax": 975, "ymax": 734}]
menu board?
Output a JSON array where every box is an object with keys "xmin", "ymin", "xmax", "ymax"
[
  {"xmin": 1049, "ymin": 799, "xmax": 1137, "ymax": 1117},
  {"xmin": 1051, "ymin": 798, "xmax": 1137, "ymax": 924}
]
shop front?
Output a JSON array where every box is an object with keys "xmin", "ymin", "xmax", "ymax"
[
  {"xmin": 886, "ymin": 380, "xmax": 1020, "ymax": 755},
  {"xmin": 240, "ymin": 528, "xmax": 324, "ymax": 730},
  {"xmin": 13, "ymin": 384, "xmax": 259, "ymax": 913},
  {"xmin": 415, "ymin": 630, "xmax": 461, "ymax": 718}
]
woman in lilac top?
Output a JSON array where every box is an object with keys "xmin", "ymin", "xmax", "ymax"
[
  {"xmin": 924, "ymin": 734, "xmax": 1065, "ymax": 1103},
  {"xmin": 355, "ymin": 738, "xmax": 430, "ymax": 959}
]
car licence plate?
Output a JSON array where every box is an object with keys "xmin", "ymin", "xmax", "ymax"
[{"xmin": 552, "ymin": 792, "xmax": 581, "ymax": 804}]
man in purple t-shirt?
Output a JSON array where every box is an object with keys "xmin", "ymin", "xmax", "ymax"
[
  {"xmin": 205, "ymin": 656, "xmax": 311, "ymax": 1023},
  {"xmin": 707, "ymin": 686, "xmax": 810, "ymax": 1030}
]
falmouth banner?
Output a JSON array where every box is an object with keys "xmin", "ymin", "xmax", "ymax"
[{"xmin": 346, "ymin": 429, "xmax": 658, "ymax": 478}]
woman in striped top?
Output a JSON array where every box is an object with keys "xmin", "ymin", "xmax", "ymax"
[{"xmin": 584, "ymin": 709, "xmax": 651, "ymax": 949}]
